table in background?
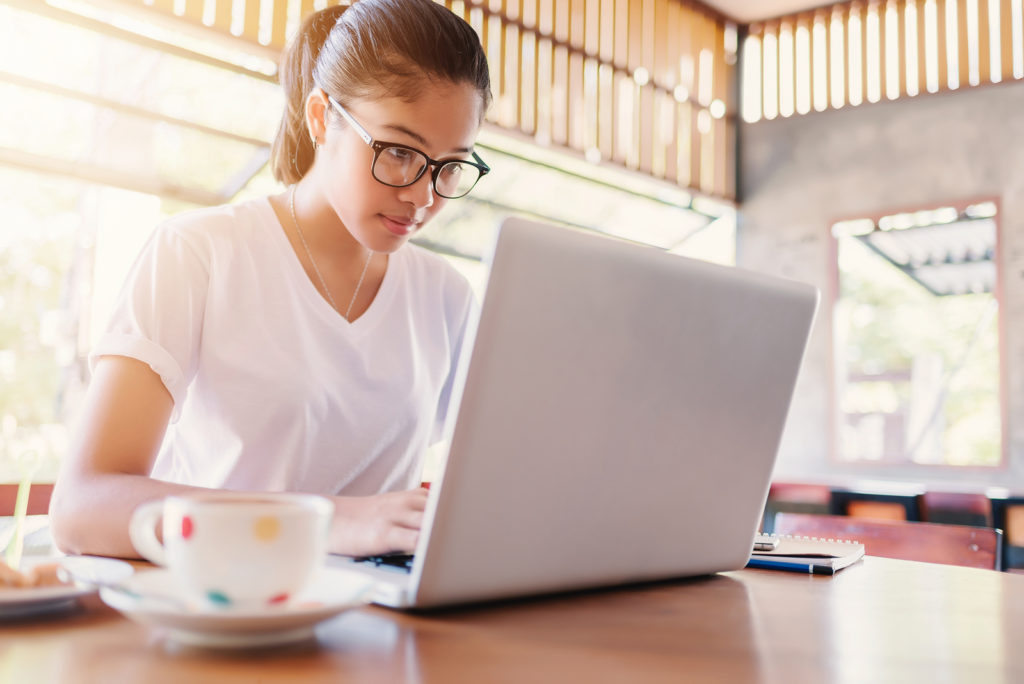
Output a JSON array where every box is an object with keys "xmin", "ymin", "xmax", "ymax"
[{"xmin": 2, "ymin": 556, "xmax": 1022, "ymax": 683}]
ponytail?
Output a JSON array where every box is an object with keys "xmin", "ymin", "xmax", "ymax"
[
  {"xmin": 270, "ymin": 5, "xmax": 347, "ymax": 185},
  {"xmin": 270, "ymin": 0, "xmax": 491, "ymax": 186}
]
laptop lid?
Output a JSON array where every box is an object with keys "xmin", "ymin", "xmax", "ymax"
[{"xmin": 401, "ymin": 217, "xmax": 818, "ymax": 607}]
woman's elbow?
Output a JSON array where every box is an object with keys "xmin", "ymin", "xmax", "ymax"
[{"xmin": 48, "ymin": 476, "xmax": 88, "ymax": 555}]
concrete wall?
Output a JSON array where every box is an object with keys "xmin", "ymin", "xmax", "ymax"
[{"xmin": 738, "ymin": 80, "xmax": 1024, "ymax": 492}]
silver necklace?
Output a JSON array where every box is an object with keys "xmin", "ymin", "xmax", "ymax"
[{"xmin": 289, "ymin": 185, "xmax": 373, "ymax": 321}]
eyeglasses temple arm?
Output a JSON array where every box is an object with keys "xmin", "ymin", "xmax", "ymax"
[
  {"xmin": 471, "ymin": 151, "xmax": 490, "ymax": 174},
  {"xmin": 327, "ymin": 96, "xmax": 374, "ymax": 146}
]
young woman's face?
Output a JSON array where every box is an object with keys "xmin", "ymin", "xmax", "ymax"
[{"xmin": 318, "ymin": 81, "xmax": 484, "ymax": 254}]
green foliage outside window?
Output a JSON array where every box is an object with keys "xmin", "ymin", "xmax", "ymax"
[{"xmin": 836, "ymin": 232, "xmax": 1001, "ymax": 467}]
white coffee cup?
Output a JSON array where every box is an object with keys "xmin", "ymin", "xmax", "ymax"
[{"xmin": 129, "ymin": 492, "xmax": 334, "ymax": 609}]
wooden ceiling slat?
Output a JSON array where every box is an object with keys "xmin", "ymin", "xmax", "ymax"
[
  {"xmin": 999, "ymin": 0, "xmax": 1015, "ymax": 82},
  {"xmin": 957, "ymin": 0, "xmax": 970, "ymax": 86},
  {"xmin": 978, "ymin": 0, "xmax": 991, "ymax": 83}
]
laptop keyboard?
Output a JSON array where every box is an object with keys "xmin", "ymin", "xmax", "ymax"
[
  {"xmin": 353, "ymin": 553, "xmax": 415, "ymax": 573},
  {"xmin": 355, "ymin": 537, "xmax": 776, "ymax": 573},
  {"xmin": 352, "ymin": 534, "xmax": 777, "ymax": 572}
]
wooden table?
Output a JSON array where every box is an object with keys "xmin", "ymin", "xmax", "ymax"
[{"xmin": 3, "ymin": 556, "xmax": 1022, "ymax": 683}]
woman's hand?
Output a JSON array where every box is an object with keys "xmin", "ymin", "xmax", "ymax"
[{"xmin": 328, "ymin": 487, "xmax": 430, "ymax": 556}]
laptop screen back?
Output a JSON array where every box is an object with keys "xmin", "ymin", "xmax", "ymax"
[{"xmin": 410, "ymin": 217, "xmax": 819, "ymax": 607}]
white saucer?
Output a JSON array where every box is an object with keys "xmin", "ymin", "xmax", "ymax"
[
  {"xmin": 0, "ymin": 556, "xmax": 134, "ymax": 619},
  {"xmin": 100, "ymin": 566, "xmax": 376, "ymax": 649}
]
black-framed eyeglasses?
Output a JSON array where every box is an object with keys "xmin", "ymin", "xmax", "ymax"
[{"xmin": 326, "ymin": 95, "xmax": 490, "ymax": 199}]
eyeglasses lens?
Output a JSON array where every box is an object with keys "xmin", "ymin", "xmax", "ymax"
[
  {"xmin": 374, "ymin": 147, "xmax": 425, "ymax": 185},
  {"xmin": 372, "ymin": 147, "xmax": 481, "ymax": 199},
  {"xmin": 435, "ymin": 163, "xmax": 478, "ymax": 198}
]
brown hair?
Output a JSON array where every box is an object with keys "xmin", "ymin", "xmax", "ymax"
[{"xmin": 271, "ymin": 0, "xmax": 492, "ymax": 185}]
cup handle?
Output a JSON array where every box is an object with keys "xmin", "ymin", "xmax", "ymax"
[{"xmin": 129, "ymin": 500, "xmax": 168, "ymax": 566}]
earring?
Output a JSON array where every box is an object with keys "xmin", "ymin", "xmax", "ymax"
[{"xmin": 311, "ymin": 136, "xmax": 320, "ymax": 151}]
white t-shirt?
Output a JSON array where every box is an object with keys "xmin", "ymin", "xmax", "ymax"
[{"xmin": 91, "ymin": 197, "xmax": 475, "ymax": 495}]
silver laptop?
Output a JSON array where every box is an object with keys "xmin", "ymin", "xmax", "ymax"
[{"xmin": 329, "ymin": 216, "xmax": 819, "ymax": 608}]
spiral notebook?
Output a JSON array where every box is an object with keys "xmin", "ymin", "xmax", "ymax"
[{"xmin": 747, "ymin": 534, "xmax": 865, "ymax": 575}]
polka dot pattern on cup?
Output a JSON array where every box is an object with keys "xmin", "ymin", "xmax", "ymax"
[
  {"xmin": 181, "ymin": 516, "xmax": 194, "ymax": 540},
  {"xmin": 253, "ymin": 516, "xmax": 281, "ymax": 542}
]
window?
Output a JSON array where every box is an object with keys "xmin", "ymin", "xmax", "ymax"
[{"xmin": 831, "ymin": 201, "xmax": 1003, "ymax": 467}]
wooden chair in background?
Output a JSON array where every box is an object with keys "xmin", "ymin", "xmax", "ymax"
[
  {"xmin": 828, "ymin": 488, "xmax": 926, "ymax": 521},
  {"xmin": 760, "ymin": 482, "xmax": 831, "ymax": 533},
  {"xmin": 0, "ymin": 483, "xmax": 53, "ymax": 516},
  {"xmin": 773, "ymin": 512, "xmax": 1003, "ymax": 571},
  {"xmin": 922, "ymin": 491, "xmax": 991, "ymax": 527},
  {"xmin": 990, "ymin": 497, "xmax": 1024, "ymax": 573},
  {"xmin": 0, "ymin": 483, "xmax": 56, "ymax": 557}
]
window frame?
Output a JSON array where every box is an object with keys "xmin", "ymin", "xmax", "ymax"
[{"xmin": 826, "ymin": 196, "xmax": 1009, "ymax": 474}]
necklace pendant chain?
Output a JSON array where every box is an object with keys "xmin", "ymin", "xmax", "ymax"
[{"xmin": 290, "ymin": 186, "xmax": 374, "ymax": 322}]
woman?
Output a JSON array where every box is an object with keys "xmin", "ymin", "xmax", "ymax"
[{"xmin": 49, "ymin": 0, "xmax": 491, "ymax": 559}]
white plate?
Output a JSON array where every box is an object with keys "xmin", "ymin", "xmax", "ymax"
[
  {"xmin": 100, "ymin": 566, "xmax": 376, "ymax": 649},
  {"xmin": 0, "ymin": 556, "xmax": 134, "ymax": 618}
]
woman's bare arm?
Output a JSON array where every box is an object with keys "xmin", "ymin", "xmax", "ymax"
[
  {"xmin": 50, "ymin": 357, "xmax": 430, "ymax": 559},
  {"xmin": 49, "ymin": 356, "xmax": 207, "ymax": 558}
]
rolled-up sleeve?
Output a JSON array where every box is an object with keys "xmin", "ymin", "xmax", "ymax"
[{"xmin": 89, "ymin": 222, "xmax": 209, "ymax": 422}]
